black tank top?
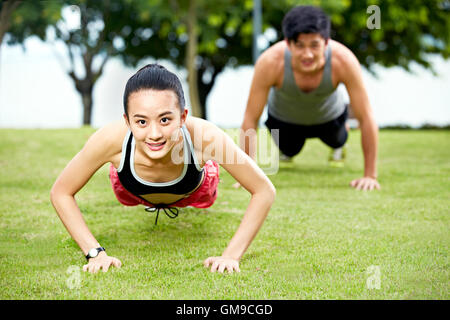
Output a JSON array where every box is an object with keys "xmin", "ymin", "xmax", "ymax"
[{"xmin": 117, "ymin": 125, "xmax": 204, "ymax": 206}]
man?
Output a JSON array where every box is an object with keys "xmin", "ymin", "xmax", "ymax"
[{"xmin": 239, "ymin": 5, "xmax": 380, "ymax": 191}]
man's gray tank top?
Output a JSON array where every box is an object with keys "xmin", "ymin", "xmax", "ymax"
[{"xmin": 267, "ymin": 45, "xmax": 345, "ymax": 125}]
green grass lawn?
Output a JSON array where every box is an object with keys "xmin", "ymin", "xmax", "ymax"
[{"xmin": 0, "ymin": 128, "xmax": 448, "ymax": 299}]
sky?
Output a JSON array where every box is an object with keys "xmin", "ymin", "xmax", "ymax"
[{"xmin": 0, "ymin": 36, "xmax": 449, "ymax": 129}]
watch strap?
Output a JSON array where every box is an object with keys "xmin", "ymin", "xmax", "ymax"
[{"xmin": 85, "ymin": 247, "xmax": 105, "ymax": 260}]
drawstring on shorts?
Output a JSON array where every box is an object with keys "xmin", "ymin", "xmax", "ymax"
[{"xmin": 145, "ymin": 206, "xmax": 179, "ymax": 225}]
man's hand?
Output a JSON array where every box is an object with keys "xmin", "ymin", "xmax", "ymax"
[
  {"xmin": 350, "ymin": 177, "xmax": 380, "ymax": 191},
  {"xmin": 83, "ymin": 252, "xmax": 122, "ymax": 273},
  {"xmin": 204, "ymin": 256, "xmax": 240, "ymax": 273}
]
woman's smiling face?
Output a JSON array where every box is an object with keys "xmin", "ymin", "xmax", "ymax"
[{"xmin": 125, "ymin": 89, "xmax": 187, "ymax": 161}]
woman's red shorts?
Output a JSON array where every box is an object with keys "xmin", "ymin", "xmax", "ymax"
[{"xmin": 109, "ymin": 160, "xmax": 219, "ymax": 209}]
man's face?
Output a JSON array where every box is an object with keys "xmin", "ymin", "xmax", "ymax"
[{"xmin": 287, "ymin": 33, "xmax": 328, "ymax": 72}]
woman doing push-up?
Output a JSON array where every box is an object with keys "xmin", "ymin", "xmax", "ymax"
[{"xmin": 50, "ymin": 64, "xmax": 275, "ymax": 274}]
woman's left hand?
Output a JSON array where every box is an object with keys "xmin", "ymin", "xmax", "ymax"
[{"xmin": 203, "ymin": 256, "xmax": 240, "ymax": 273}]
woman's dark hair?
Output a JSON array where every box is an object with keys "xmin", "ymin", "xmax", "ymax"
[
  {"xmin": 282, "ymin": 6, "xmax": 331, "ymax": 42},
  {"xmin": 123, "ymin": 63, "xmax": 186, "ymax": 116}
]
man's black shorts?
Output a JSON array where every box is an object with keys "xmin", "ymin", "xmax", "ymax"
[{"xmin": 265, "ymin": 106, "xmax": 349, "ymax": 157}]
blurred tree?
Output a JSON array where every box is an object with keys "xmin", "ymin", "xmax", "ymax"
[
  {"xmin": 0, "ymin": 1, "xmax": 21, "ymax": 48},
  {"xmin": 263, "ymin": 0, "xmax": 450, "ymax": 73},
  {"xmin": 117, "ymin": 0, "xmax": 373, "ymax": 119},
  {"xmin": 3, "ymin": 0, "xmax": 449, "ymax": 124},
  {"xmin": 125, "ymin": 0, "xmax": 449, "ymax": 119},
  {"xmin": 0, "ymin": 0, "xmax": 61, "ymax": 73},
  {"xmin": 3, "ymin": 0, "xmax": 141, "ymax": 126},
  {"xmin": 336, "ymin": 0, "xmax": 449, "ymax": 73},
  {"xmin": 118, "ymin": 0, "xmax": 256, "ymax": 119},
  {"xmin": 44, "ymin": 0, "xmax": 139, "ymax": 125}
]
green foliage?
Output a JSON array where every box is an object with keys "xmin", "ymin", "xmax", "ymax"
[
  {"xmin": 5, "ymin": 1, "xmax": 62, "ymax": 44},
  {"xmin": 112, "ymin": 0, "xmax": 257, "ymax": 117},
  {"xmin": 263, "ymin": 0, "xmax": 450, "ymax": 73},
  {"xmin": 116, "ymin": 0, "xmax": 449, "ymax": 115},
  {"xmin": 336, "ymin": 0, "xmax": 449, "ymax": 72},
  {"xmin": 117, "ymin": 0, "xmax": 254, "ymax": 68},
  {"xmin": 4, "ymin": 0, "xmax": 450, "ymax": 79},
  {"xmin": 3, "ymin": 0, "xmax": 449, "ymax": 120}
]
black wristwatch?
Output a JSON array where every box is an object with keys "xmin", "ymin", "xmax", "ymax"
[{"xmin": 85, "ymin": 247, "xmax": 105, "ymax": 260}]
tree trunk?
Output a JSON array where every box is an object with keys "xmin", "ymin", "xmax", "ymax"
[
  {"xmin": 81, "ymin": 92, "xmax": 93, "ymax": 125},
  {"xmin": 73, "ymin": 72, "xmax": 94, "ymax": 126},
  {"xmin": 186, "ymin": 0, "xmax": 203, "ymax": 118},
  {"xmin": 0, "ymin": 1, "xmax": 22, "ymax": 43},
  {"xmin": 63, "ymin": 3, "xmax": 110, "ymax": 128},
  {"xmin": 0, "ymin": 0, "xmax": 22, "ymax": 84},
  {"xmin": 197, "ymin": 64, "xmax": 224, "ymax": 120}
]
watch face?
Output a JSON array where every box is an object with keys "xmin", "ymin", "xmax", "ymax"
[{"xmin": 88, "ymin": 248, "xmax": 99, "ymax": 258}]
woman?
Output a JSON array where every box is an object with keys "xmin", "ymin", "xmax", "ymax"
[{"xmin": 50, "ymin": 64, "xmax": 275, "ymax": 274}]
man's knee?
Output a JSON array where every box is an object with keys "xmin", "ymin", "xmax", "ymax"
[
  {"xmin": 265, "ymin": 115, "xmax": 305, "ymax": 157},
  {"xmin": 277, "ymin": 135, "xmax": 306, "ymax": 157},
  {"xmin": 319, "ymin": 130, "xmax": 348, "ymax": 148}
]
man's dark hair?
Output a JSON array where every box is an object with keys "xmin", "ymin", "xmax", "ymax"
[
  {"xmin": 282, "ymin": 6, "xmax": 331, "ymax": 42},
  {"xmin": 123, "ymin": 63, "xmax": 186, "ymax": 116}
]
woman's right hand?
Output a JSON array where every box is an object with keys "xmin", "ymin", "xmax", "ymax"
[{"xmin": 82, "ymin": 252, "xmax": 122, "ymax": 273}]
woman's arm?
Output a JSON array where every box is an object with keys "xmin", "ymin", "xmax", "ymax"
[
  {"xmin": 50, "ymin": 122, "xmax": 124, "ymax": 272},
  {"xmin": 189, "ymin": 118, "xmax": 276, "ymax": 273}
]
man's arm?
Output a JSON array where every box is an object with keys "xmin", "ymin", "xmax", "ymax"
[
  {"xmin": 240, "ymin": 52, "xmax": 279, "ymax": 160},
  {"xmin": 339, "ymin": 49, "xmax": 380, "ymax": 190}
]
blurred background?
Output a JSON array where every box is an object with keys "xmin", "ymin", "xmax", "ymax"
[{"xmin": 0, "ymin": 0, "xmax": 449, "ymax": 129}]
